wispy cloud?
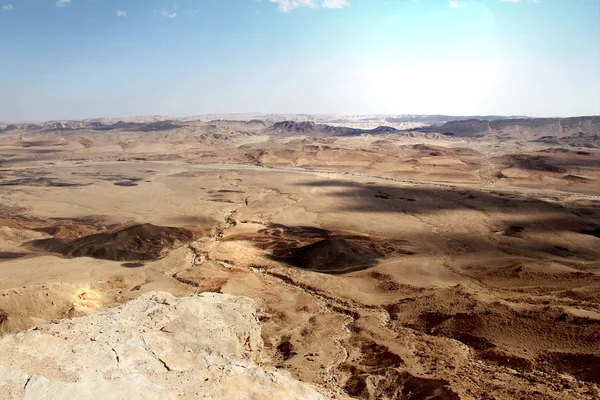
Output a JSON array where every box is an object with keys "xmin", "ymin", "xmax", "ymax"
[
  {"xmin": 269, "ymin": 0, "xmax": 349, "ymax": 12},
  {"xmin": 2, "ymin": 4, "xmax": 13, "ymax": 10},
  {"xmin": 116, "ymin": 10, "xmax": 127, "ymax": 18},
  {"xmin": 270, "ymin": 0, "xmax": 316, "ymax": 12},
  {"xmin": 322, "ymin": 0, "xmax": 349, "ymax": 8},
  {"xmin": 159, "ymin": 9, "xmax": 177, "ymax": 18},
  {"xmin": 449, "ymin": 0, "xmax": 466, "ymax": 8},
  {"xmin": 56, "ymin": 0, "xmax": 70, "ymax": 7}
]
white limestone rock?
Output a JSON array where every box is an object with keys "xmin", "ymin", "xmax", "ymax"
[{"xmin": 0, "ymin": 292, "xmax": 329, "ymax": 400}]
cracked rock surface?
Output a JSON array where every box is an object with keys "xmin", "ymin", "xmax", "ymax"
[{"xmin": 0, "ymin": 292, "xmax": 328, "ymax": 400}]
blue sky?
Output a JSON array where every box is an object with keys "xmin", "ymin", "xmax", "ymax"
[{"xmin": 0, "ymin": 0, "xmax": 598, "ymax": 121}]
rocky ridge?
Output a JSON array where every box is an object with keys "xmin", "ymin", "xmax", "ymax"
[{"xmin": 0, "ymin": 292, "xmax": 329, "ymax": 400}]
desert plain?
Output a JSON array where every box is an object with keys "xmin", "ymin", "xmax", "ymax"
[{"xmin": 0, "ymin": 115, "xmax": 599, "ymax": 399}]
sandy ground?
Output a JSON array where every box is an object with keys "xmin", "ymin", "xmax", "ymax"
[{"xmin": 0, "ymin": 124, "xmax": 599, "ymax": 399}]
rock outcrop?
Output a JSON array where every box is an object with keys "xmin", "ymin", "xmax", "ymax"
[{"xmin": 0, "ymin": 292, "xmax": 328, "ymax": 400}]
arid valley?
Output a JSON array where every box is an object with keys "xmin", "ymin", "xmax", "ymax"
[{"xmin": 0, "ymin": 115, "xmax": 599, "ymax": 399}]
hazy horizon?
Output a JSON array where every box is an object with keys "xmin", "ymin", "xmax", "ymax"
[
  {"xmin": 1, "ymin": 0, "xmax": 599, "ymax": 121},
  {"xmin": 4, "ymin": 112, "xmax": 600, "ymax": 125}
]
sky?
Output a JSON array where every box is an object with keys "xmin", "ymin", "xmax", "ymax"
[{"xmin": 0, "ymin": 0, "xmax": 599, "ymax": 121}]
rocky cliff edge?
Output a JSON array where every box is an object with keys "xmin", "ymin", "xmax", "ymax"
[{"xmin": 0, "ymin": 292, "xmax": 329, "ymax": 400}]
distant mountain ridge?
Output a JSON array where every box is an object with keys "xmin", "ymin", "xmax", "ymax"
[
  {"xmin": 0, "ymin": 113, "xmax": 525, "ymax": 129},
  {"xmin": 2, "ymin": 115, "xmax": 599, "ymax": 146},
  {"xmin": 428, "ymin": 116, "xmax": 600, "ymax": 139},
  {"xmin": 1, "ymin": 119, "xmax": 187, "ymax": 133},
  {"xmin": 268, "ymin": 121, "xmax": 398, "ymax": 137},
  {"xmin": 0, "ymin": 118, "xmax": 400, "ymax": 137},
  {"xmin": 383, "ymin": 115, "xmax": 527, "ymax": 124}
]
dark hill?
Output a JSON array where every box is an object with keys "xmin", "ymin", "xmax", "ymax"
[
  {"xmin": 270, "ymin": 121, "xmax": 347, "ymax": 136},
  {"xmin": 271, "ymin": 237, "xmax": 381, "ymax": 274},
  {"xmin": 26, "ymin": 223, "xmax": 193, "ymax": 261},
  {"xmin": 505, "ymin": 155, "xmax": 568, "ymax": 173},
  {"xmin": 267, "ymin": 121, "xmax": 398, "ymax": 137}
]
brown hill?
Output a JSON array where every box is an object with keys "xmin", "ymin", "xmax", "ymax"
[
  {"xmin": 271, "ymin": 237, "xmax": 381, "ymax": 274},
  {"xmin": 26, "ymin": 223, "xmax": 193, "ymax": 261}
]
